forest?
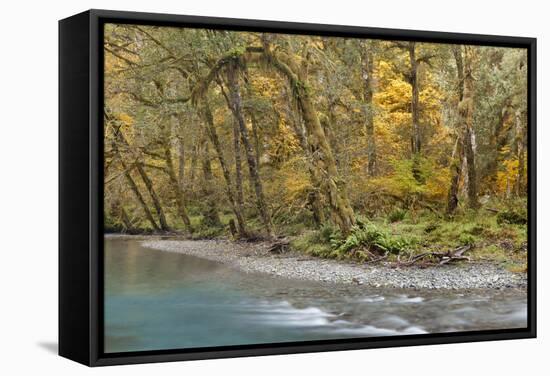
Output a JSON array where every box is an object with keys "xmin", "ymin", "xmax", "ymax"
[{"xmin": 104, "ymin": 24, "xmax": 528, "ymax": 270}]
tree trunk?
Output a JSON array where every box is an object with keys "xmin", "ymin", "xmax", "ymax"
[
  {"xmin": 118, "ymin": 206, "xmax": 133, "ymax": 232},
  {"xmin": 463, "ymin": 127, "xmax": 478, "ymax": 209},
  {"xmin": 162, "ymin": 121, "xmax": 193, "ymax": 233},
  {"xmin": 301, "ymin": 92, "xmax": 355, "ymax": 234},
  {"xmin": 249, "ymin": 112, "xmax": 262, "ymax": 169},
  {"xmin": 263, "ymin": 47, "xmax": 355, "ymax": 234},
  {"xmin": 109, "ymin": 120, "xmax": 170, "ymax": 231},
  {"xmin": 322, "ymin": 102, "xmax": 342, "ymax": 168},
  {"xmin": 448, "ymin": 46, "xmax": 478, "ymax": 210},
  {"xmin": 188, "ymin": 143, "xmax": 198, "ymax": 194},
  {"xmin": 461, "ymin": 46, "xmax": 479, "ymax": 209},
  {"xmin": 447, "ymin": 46, "xmax": 465, "ymax": 215},
  {"xmin": 485, "ymin": 104, "xmax": 511, "ymax": 188},
  {"xmin": 178, "ymin": 136, "xmax": 185, "ymax": 193},
  {"xmin": 226, "ymin": 61, "xmax": 273, "ymax": 237},
  {"xmin": 111, "ymin": 198, "xmax": 134, "ymax": 232},
  {"xmin": 232, "ymin": 118, "xmax": 246, "ymax": 219},
  {"xmin": 408, "ymin": 42, "xmax": 422, "ymax": 183},
  {"xmin": 200, "ymin": 137, "xmax": 222, "ymax": 226},
  {"xmin": 201, "ymin": 101, "xmax": 248, "ymax": 238},
  {"xmin": 244, "ymin": 73, "xmax": 262, "ymax": 168},
  {"xmin": 360, "ymin": 41, "xmax": 377, "ymax": 176},
  {"xmin": 112, "ymin": 140, "xmax": 159, "ymax": 231},
  {"xmin": 135, "ymin": 162, "xmax": 171, "ymax": 231},
  {"xmin": 515, "ymin": 110, "xmax": 526, "ymax": 196},
  {"xmin": 287, "ymin": 97, "xmax": 326, "ymax": 226},
  {"xmin": 447, "ymin": 136, "xmax": 464, "ymax": 215}
]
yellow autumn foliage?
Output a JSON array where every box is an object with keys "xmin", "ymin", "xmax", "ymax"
[{"xmin": 496, "ymin": 159, "xmax": 519, "ymax": 194}]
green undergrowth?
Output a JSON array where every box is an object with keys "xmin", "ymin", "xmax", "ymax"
[
  {"xmin": 290, "ymin": 208, "xmax": 527, "ymax": 272},
  {"xmin": 105, "ymin": 200, "xmax": 528, "ymax": 273}
]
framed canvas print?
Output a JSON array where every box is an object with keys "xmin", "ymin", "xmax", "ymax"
[{"xmin": 59, "ymin": 9, "xmax": 536, "ymax": 366}]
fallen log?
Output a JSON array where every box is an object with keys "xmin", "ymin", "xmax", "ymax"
[
  {"xmin": 267, "ymin": 238, "xmax": 291, "ymax": 254},
  {"xmin": 364, "ymin": 251, "xmax": 389, "ymax": 264},
  {"xmin": 399, "ymin": 244, "xmax": 473, "ymax": 266}
]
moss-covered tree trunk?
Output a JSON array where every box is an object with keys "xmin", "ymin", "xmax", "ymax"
[
  {"xmin": 249, "ymin": 112, "xmax": 262, "ymax": 169},
  {"xmin": 514, "ymin": 110, "xmax": 526, "ymax": 196},
  {"xmin": 447, "ymin": 136, "xmax": 464, "ymax": 215},
  {"xmin": 462, "ymin": 47, "xmax": 479, "ymax": 209},
  {"xmin": 200, "ymin": 137, "xmax": 222, "ymax": 227},
  {"xmin": 448, "ymin": 46, "xmax": 478, "ymax": 211},
  {"xmin": 321, "ymin": 103, "xmax": 342, "ymax": 168},
  {"xmin": 288, "ymin": 98, "xmax": 326, "ymax": 226},
  {"xmin": 226, "ymin": 60, "xmax": 273, "ymax": 237},
  {"xmin": 485, "ymin": 104, "xmax": 511, "ymax": 189},
  {"xmin": 360, "ymin": 41, "xmax": 377, "ymax": 176},
  {"xmin": 299, "ymin": 86, "xmax": 355, "ymax": 234},
  {"xmin": 135, "ymin": 162, "xmax": 170, "ymax": 231},
  {"xmin": 263, "ymin": 46, "xmax": 355, "ymax": 234},
  {"xmin": 110, "ymin": 120, "xmax": 170, "ymax": 231},
  {"xmin": 408, "ymin": 42, "xmax": 423, "ymax": 183},
  {"xmin": 201, "ymin": 102, "xmax": 248, "ymax": 238},
  {"xmin": 110, "ymin": 198, "xmax": 134, "ymax": 232},
  {"xmin": 232, "ymin": 118, "xmax": 246, "ymax": 220},
  {"xmin": 177, "ymin": 137, "xmax": 185, "ymax": 193},
  {"xmin": 447, "ymin": 46, "xmax": 465, "ymax": 215},
  {"xmin": 111, "ymin": 138, "xmax": 160, "ymax": 231},
  {"xmin": 162, "ymin": 118, "xmax": 193, "ymax": 233}
]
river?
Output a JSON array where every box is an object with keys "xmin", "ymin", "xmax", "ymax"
[{"xmin": 104, "ymin": 238, "xmax": 527, "ymax": 353}]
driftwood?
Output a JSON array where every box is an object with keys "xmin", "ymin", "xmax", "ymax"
[
  {"xmin": 267, "ymin": 238, "xmax": 291, "ymax": 254},
  {"xmin": 399, "ymin": 244, "xmax": 473, "ymax": 266},
  {"xmin": 364, "ymin": 251, "xmax": 389, "ymax": 264}
]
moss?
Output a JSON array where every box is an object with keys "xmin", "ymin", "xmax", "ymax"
[{"xmin": 154, "ymin": 205, "xmax": 527, "ymax": 268}]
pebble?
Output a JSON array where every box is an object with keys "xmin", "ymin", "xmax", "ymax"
[{"xmin": 141, "ymin": 239, "xmax": 528, "ymax": 290}]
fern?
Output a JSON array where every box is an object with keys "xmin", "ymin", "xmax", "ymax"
[{"xmin": 333, "ymin": 222, "xmax": 414, "ymax": 256}]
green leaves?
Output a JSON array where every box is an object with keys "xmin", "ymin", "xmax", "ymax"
[{"xmin": 331, "ymin": 220, "xmax": 415, "ymax": 256}]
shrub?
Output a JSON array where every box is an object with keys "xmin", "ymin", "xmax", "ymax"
[
  {"xmin": 332, "ymin": 222, "xmax": 415, "ymax": 256},
  {"xmin": 388, "ymin": 208, "xmax": 406, "ymax": 223},
  {"xmin": 376, "ymin": 233, "xmax": 415, "ymax": 254},
  {"xmin": 319, "ymin": 223, "xmax": 341, "ymax": 244}
]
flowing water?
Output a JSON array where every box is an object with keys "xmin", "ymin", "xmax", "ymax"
[{"xmin": 104, "ymin": 238, "xmax": 527, "ymax": 353}]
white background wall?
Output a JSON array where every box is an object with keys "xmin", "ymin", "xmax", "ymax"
[{"xmin": 0, "ymin": 0, "xmax": 546, "ymax": 374}]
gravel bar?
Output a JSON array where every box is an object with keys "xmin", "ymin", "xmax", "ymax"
[{"xmin": 141, "ymin": 239, "xmax": 527, "ymax": 290}]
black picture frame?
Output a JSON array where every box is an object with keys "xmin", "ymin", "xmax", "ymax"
[{"xmin": 59, "ymin": 9, "xmax": 537, "ymax": 367}]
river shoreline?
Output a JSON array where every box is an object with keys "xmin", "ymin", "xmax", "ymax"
[{"xmin": 110, "ymin": 235, "xmax": 528, "ymax": 290}]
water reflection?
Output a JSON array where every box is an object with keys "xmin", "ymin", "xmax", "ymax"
[{"xmin": 104, "ymin": 238, "xmax": 527, "ymax": 353}]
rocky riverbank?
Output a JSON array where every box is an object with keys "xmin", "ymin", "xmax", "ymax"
[{"xmin": 140, "ymin": 238, "xmax": 527, "ymax": 290}]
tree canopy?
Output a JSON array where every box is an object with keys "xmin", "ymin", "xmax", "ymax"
[{"xmin": 103, "ymin": 24, "xmax": 527, "ymax": 267}]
